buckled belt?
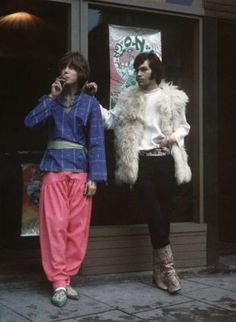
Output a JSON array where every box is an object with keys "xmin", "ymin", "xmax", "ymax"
[
  {"xmin": 47, "ymin": 140, "xmax": 85, "ymax": 150},
  {"xmin": 139, "ymin": 147, "xmax": 171, "ymax": 157}
]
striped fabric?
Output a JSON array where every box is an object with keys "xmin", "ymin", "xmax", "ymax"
[{"xmin": 24, "ymin": 92, "xmax": 107, "ymax": 182}]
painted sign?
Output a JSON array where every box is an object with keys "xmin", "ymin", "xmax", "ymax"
[
  {"xmin": 21, "ymin": 163, "xmax": 42, "ymax": 236},
  {"xmin": 109, "ymin": 25, "xmax": 161, "ymax": 108}
]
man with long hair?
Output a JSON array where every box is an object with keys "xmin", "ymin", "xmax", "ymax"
[
  {"xmin": 24, "ymin": 51, "xmax": 107, "ymax": 307},
  {"xmin": 100, "ymin": 52, "xmax": 191, "ymax": 294}
]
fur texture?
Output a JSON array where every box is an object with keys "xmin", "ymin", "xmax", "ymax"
[{"xmin": 113, "ymin": 81, "xmax": 192, "ymax": 185}]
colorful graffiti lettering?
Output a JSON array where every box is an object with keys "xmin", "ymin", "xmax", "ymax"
[{"xmin": 109, "ymin": 25, "xmax": 161, "ymax": 108}]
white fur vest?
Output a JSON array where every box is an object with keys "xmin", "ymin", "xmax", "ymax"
[{"xmin": 113, "ymin": 81, "xmax": 192, "ymax": 185}]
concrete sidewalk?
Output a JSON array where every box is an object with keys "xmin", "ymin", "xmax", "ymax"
[{"xmin": 1, "ymin": 261, "xmax": 236, "ymax": 322}]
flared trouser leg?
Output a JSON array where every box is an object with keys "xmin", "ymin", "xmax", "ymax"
[{"xmin": 39, "ymin": 172, "xmax": 92, "ymax": 290}]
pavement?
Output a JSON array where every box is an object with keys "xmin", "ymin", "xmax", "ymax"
[{"xmin": 0, "ymin": 254, "xmax": 236, "ymax": 322}]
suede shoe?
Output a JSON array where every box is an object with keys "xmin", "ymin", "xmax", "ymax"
[
  {"xmin": 51, "ymin": 288, "xmax": 67, "ymax": 307},
  {"xmin": 65, "ymin": 285, "xmax": 79, "ymax": 300}
]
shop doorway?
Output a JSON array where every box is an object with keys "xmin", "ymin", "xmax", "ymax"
[
  {"xmin": 0, "ymin": 0, "xmax": 69, "ymax": 247},
  {"xmin": 218, "ymin": 20, "xmax": 236, "ymax": 244}
]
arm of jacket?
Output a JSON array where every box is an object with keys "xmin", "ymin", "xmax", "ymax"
[
  {"xmin": 170, "ymin": 90, "xmax": 190, "ymax": 147},
  {"xmin": 99, "ymin": 104, "xmax": 117, "ymax": 130},
  {"xmin": 24, "ymin": 95, "xmax": 54, "ymax": 128},
  {"xmin": 171, "ymin": 112, "xmax": 190, "ymax": 147},
  {"xmin": 87, "ymin": 99, "xmax": 107, "ymax": 182}
]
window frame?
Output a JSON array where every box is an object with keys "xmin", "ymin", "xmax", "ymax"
[{"xmin": 49, "ymin": 0, "xmax": 204, "ymax": 224}]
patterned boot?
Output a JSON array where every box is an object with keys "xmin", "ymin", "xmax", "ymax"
[
  {"xmin": 157, "ymin": 244, "xmax": 181, "ymax": 294},
  {"xmin": 153, "ymin": 249, "xmax": 168, "ymax": 291}
]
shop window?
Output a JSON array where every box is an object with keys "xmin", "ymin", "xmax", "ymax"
[
  {"xmin": 0, "ymin": 0, "xmax": 69, "ymax": 152},
  {"xmin": 88, "ymin": 5, "xmax": 196, "ymax": 225},
  {"xmin": 0, "ymin": 0, "xmax": 69, "ymax": 243},
  {"xmin": 218, "ymin": 21, "xmax": 236, "ymax": 243}
]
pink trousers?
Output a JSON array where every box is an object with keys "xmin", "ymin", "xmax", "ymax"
[{"xmin": 39, "ymin": 172, "xmax": 92, "ymax": 289}]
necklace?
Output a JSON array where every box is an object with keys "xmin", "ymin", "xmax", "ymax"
[{"xmin": 64, "ymin": 95, "xmax": 74, "ymax": 109}]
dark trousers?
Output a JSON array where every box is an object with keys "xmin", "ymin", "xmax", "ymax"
[{"xmin": 135, "ymin": 155, "xmax": 176, "ymax": 249}]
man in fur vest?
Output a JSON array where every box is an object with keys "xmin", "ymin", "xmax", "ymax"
[{"xmin": 99, "ymin": 52, "xmax": 191, "ymax": 294}]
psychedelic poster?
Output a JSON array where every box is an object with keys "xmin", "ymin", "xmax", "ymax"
[
  {"xmin": 21, "ymin": 163, "xmax": 42, "ymax": 236},
  {"xmin": 109, "ymin": 25, "xmax": 162, "ymax": 108}
]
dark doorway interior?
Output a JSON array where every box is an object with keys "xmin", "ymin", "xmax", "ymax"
[
  {"xmin": 218, "ymin": 20, "xmax": 236, "ymax": 243},
  {"xmin": 0, "ymin": 0, "xmax": 69, "ymax": 247}
]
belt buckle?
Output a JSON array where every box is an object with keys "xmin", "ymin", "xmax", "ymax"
[
  {"xmin": 140, "ymin": 147, "xmax": 170, "ymax": 157},
  {"xmin": 147, "ymin": 148, "xmax": 160, "ymax": 156},
  {"xmin": 139, "ymin": 148, "xmax": 159, "ymax": 156}
]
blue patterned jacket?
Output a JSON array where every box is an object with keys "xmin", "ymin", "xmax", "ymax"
[{"xmin": 24, "ymin": 92, "xmax": 107, "ymax": 182}]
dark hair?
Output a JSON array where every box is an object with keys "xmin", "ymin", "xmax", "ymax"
[
  {"xmin": 58, "ymin": 51, "xmax": 90, "ymax": 88},
  {"xmin": 133, "ymin": 52, "xmax": 163, "ymax": 85}
]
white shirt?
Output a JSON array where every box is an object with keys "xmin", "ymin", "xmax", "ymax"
[
  {"xmin": 139, "ymin": 88, "xmax": 164, "ymax": 150},
  {"xmin": 100, "ymin": 87, "xmax": 190, "ymax": 150}
]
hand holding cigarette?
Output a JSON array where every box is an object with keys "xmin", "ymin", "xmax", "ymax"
[{"xmin": 49, "ymin": 75, "xmax": 66, "ymax": 100}]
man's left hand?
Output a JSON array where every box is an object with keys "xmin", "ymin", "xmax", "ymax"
[
  {"xmin": 84, "ymin": 180, "xmax": 97, "ymax": 196},
  {"xmin": 154, "ymin": 137, "xmax": 169, "ymax": 147}
]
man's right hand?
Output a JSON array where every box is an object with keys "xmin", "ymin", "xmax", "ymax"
[{"xmin": 49, "ymin": 76, "xmax": 66, "ymax": 100}]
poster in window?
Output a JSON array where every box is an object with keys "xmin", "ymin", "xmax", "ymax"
[
  {"xmin": 21, "ymin": 163, "xmax": 42, "ymax": 236},
  {"xmin": 109, "ymin": 24, "xmax": 162, "ymax": 108}
]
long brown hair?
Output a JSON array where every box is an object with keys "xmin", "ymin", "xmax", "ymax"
[{"xmin": 58, "ymin": 51, "xmax": 90, "ymax": 89}]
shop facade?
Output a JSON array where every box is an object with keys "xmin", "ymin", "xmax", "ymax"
[
  {"xmin": 82, "ymin": 0, "xmax": 206, "ymax": 274},
  {"xmin": 1, "ymin": 0, "xmax": 234, "ymax": 275}
]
